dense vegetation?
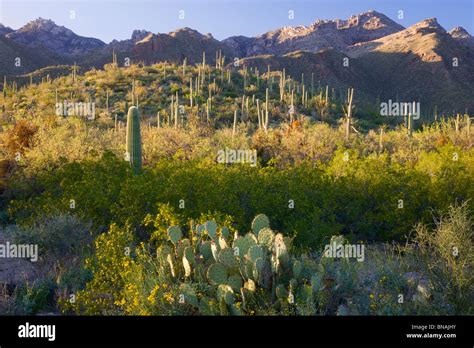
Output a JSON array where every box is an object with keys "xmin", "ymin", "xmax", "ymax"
[{"xmin": 0, "ymin": 61, "xmax": 472, "ymax": 315}]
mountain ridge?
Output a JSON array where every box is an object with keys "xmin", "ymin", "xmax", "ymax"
[{"xmin": 0, "ymin": 11, "xmax": 472, "ymax": 113}]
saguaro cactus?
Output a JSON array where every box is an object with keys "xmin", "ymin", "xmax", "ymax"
[
  {"xmin": 343, "ymin": 88, "xmax": 354, "ymax": 142},
  {"xmin": 265, "ymin": 88, "xmax": 269, "ymax": 132},
  {"xmin": 126, "ymin": 106, "xmax": 142, "ymax": 174}
]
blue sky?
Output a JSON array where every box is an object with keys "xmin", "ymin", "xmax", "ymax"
[{"xmin": 0, "ymin": 0, "xmax": 472, "ymax": 43}]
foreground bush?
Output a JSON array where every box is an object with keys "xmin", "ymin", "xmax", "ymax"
[
  {"xmin": 7, "ymin": 145, "xmax": 473, "ymax": 249},
  {"xmin": 65, "ymin": 207, "xmax": 473, "ymax": 315},
  {"xmin": 413, "ymin": 202, "xmax": 473, "ymax": 313}
]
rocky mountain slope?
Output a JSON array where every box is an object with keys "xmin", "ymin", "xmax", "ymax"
[
  {"xmin": 0, "ymin": 11, "xmax": 472, "ymax": 113},
  {"xmin": 0, "ymin": 24, "xmax": 13, "ymax": 36},
  {"xmin": 0, "ymin": 35, "xmax": 61, "ymax": 75},
  {"xmin": 5, "ymin": 18, "xmax": 105, "ymax": 57},
  {"xmin": 345, "ymin": 18, "xmax": 474, "ymax": 111},
  {"xmin": 224, "ymin": 10, "xmax": 405, "ymax": 57},
  {"xmin": 131, "ymin": 27, "xmax": 235, "ymax": 65},
  {"xmin": 449, "ymin": 26, "xmax": 474, "ymax": 49},
  {"xmin": 235, "ymin": 18, "xmax": 474, "ymax": 112}
]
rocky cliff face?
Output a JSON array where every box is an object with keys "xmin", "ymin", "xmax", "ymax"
[
  {"xmin": 449, "ymin": 26, "xmax": 474, "ymax": 48},
  {"xmin": 0, "ymin": 11, "xmax": 472, "ymax": 113},
  {"xmin": 223, "ymin": 10, "xmax": 405, "ymax": 57},
  {"xmin": 342, "ymin": 18, "xmax": 474, "ymax": 111},
  {"xmin": 107, "ymin": 29, "xmax": 153, "ymax": 52},
  {"xmin": 132, "ymin": 27, "xmax": 236, "ymax": 64},
  {"xmin": 129, "ymin": 10, "xmax": 406, "ymax": 64},
  {"xmin": 0, "ymin": 24, "xmax": 13, "ymax": 36},
  {"xmin": 5, "ymin": 18, "xmax": 105, "ymax": 56}
]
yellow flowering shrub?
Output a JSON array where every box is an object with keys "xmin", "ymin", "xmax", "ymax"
[{"xmin": 62, "ymin": 223, "xmax": 135, "ymax": 315}]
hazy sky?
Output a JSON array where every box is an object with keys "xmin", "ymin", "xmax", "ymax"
[{"xmin": 0, "ymin": 0, "xmax": 472, "ymax": 43}]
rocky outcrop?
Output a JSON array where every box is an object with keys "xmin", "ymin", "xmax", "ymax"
[
  {"xmin": 449, "ymin": 26, "xmax": 474, "ymax": 48},
  {"xmin": 5, "ymin": 18, "xmax": 105, "ymax": 56},
  {"xmin": 0, "ymin": 24, "xmax": 13, "ymax": 36},
  {"xmin": 132, "ymin": 27, "xmax": 236, "ymax": 65},
  {"xmin": 223, "ymin": 10, "xmax": 405, "ymax": 57}
]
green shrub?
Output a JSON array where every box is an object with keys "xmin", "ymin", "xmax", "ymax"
[
  {"xmin": 13, "ymin": 278, "xmax": 56, "ymax": 315},
  {"xmin": 70, "ymin": 210, "xmax": 473, "ymax": 315},
  {"xmin": 413, "ymin": 202, "xmax": 473, "ymax": 314},
  {"xmin": 5, "ymin": 213, "xmax": 92, "ymax": 260},
  {"xmin": 65, "ymin": 223, "xmax": 135, "ymax": 315},
  {"xmin": 7, "ymin": 145, "xmax": 473, "ymax": 249}
]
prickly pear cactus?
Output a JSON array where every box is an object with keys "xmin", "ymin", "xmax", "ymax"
[
  {"xmin": 182, "ymin": 247, "xmax": 195, "ymax": 277},
  {"xmin": 248, "ymin": 245, "xmax": 264, "ymax": 262},
  {"xmin": 276, "ymin": 284, "xmax": 288, "ymax": 299},
  {"xmin": 228, "ymin": 274, "xmax": 243, "ymax": 292},
  {"xmin": 311, "ymin": 274, "xmax": 321, "ymax": 293},
  {"xmin": 253, "ymin": 257, "xmax": 265, "ymax": 280},
  {"xmin": 180, "ymin": 284, "xmax": 198, "ymax": 307},
  {"xmin": 207, "ymin": 262, "xmax": 228, "ymax": 285},
  {"xmin": 218, "ymin": 236, "xmax": 228, "ymax": 249},
  {"xmin": 217, "ymin": 284, "xmax": 234, "ymax": 305},
  {"xmin": 258, "ymin": 227, "xmax": 275, "ymax": 248},
  {"xmin": 167, "ymin": 226, "xmax": 182, "ymax": 245},
  {"xmin": 195, "ymin": 224, "xmax": 205, "ymax": 236},
  {"xmin": 220, "ymin": 226, "xmax": 230, "ymax": 240},
  {"xmin": 293, "ymin": 260, "xmax": 303, "ymax": 280},
  {"xmin": 166, "ymin": 254, "xmax": 176, "ymax": 278},
  {"xmin": 251, "ymin": 214, "xmax": 270, "ymax": 236},
  {"xmin": 232, "ymin": 233, "xmax": 257, "ymax": 259},
  {"xmin": 218, "ymin": 248, "xmax": 238, "ymax": 269},
  {"xmin": 211, "ymin": 241, "xmax": 219, "ymax": 261},
  {"xmin": 183, "ymin": 246, "xmax": 195, "ymax": 265},
  {"xmin": 274, "ymin": 233, "xmax": 289, "ymax": 265},
  {"xmin": 199, "ymin": 241, "xmax": 213, "ymax": 261},
  {"xmin": 205, "ymin": 220, "xmax": 218, "ymax": 240},
  {"xmin": 183, "ymin": 255, "xmax": 192, "ymax": 277},
  {"xmin": 153, "ymin": 214, "xmax": 344, "ymax": 315}
]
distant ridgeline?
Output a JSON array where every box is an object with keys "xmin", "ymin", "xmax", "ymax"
[{"xmin": 0, "ymin": 11, "xmax": 473, "ymax": 115}]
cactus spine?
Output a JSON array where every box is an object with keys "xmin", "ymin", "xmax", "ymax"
[{"xmin": 126, "ymin": 106, "xmax": 142, "ymax": 174}]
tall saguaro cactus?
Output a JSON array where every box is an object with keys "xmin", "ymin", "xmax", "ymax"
[
  {"xmin": 126, "ymin": 106, "xmax": 142, "ymax": 174},
  {"xmin": 343, "ymin": 88, "xmax": 354, "ymax": 142}
]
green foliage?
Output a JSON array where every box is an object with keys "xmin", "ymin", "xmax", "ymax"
[
  {"xmin": 66, "ymin": 223, "xmax": 135, "ymax": 315},
  {"xmin": 72, "ymin": 211, "xmax": 473, "ymax": 315},
  {"xmin": 5, "ymin": 214, "xmax": 92, "ymax": 259},
  {"xmin": 9, "ymin": 145, "xmax": 473, "ymax": 250},
  {"xmin": 13, "ymin": 278, "xmax": 56, "ymax": 315},
  {"xmin": 413, "ymin": 202, "xmax": 474, "ymax": 314},
  {"xmin": 2, "ymin": 57, "xmax": 473, "ymax": 317},
  {"xmin": 143, "ymin": 203, "xmax": 183, "ymax": 245}
]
